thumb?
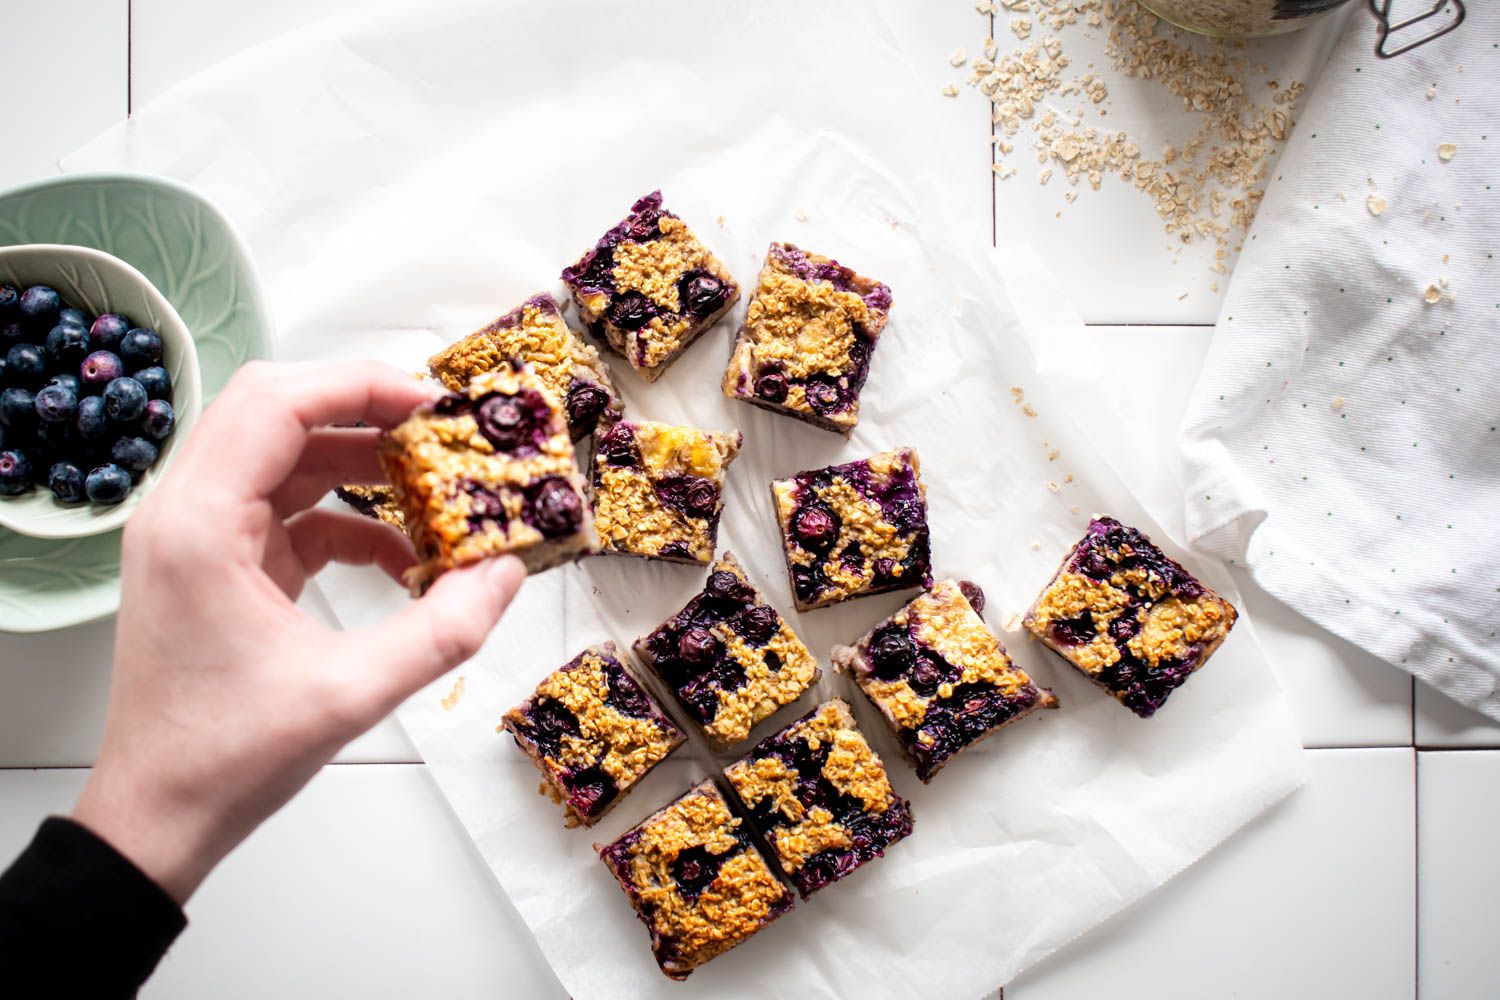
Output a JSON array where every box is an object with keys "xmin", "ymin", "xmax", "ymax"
[{"xmin": 345, "ymin": 556, "xmax": 526, "ymax": 713}]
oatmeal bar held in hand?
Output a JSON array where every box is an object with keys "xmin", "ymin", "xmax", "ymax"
[
  {"xmin": 561, "ymin": 191, "xmax": 738, "ymax": 382},
  {"xmin": 426, "ymin": 293, "xmax": 622, "ymax": 440},
  {"xmin": 1024, "ymin": 516, "xmax": 1236, "ymax": 718},
  {"xmin": 834, "ymin": 579, "xmax": 1058, "ymax": 783},
  {"xmin": 598, "ymin": 779, "xmax": 794, "ymax": 980},
  {"xmin": 379, "ymin": 363, "xmax": 597, "ymax": 594},
  {"xmin": 723, "ymin": 242, "xmax": 892, "ymax": 434},
  {"xmin": 591, "ymin": 418, "xmax": 742, "ymax": 565},
  {"xmin": 771, "ymin": 447, "xmax": 932, "ymax": 611},
  {"xmin": 500, "ymin": 641, "xmax": 685, "ymax": 828},
  {"xmin": 633, "ymin": 552, "xmax": 820, "ymax": 751},
  {"xmin": 724, "ymin": 699, "xmax": 913, "ymax": 898}
]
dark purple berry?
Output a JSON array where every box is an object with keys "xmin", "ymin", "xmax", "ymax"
[
  {"xmin": 34, "ymin": 383, "xmax": 78, "ymax": 424},
  {"xmin": 1051, "ymin": 615, "xmax": 1096, "ymax": 647},
  {"xmin": 530, "ymin": 476, "xmax": 582, "ymax": 538},
  {"xmin": 958, "ymin": 581, "xmax": 986, "ymax": 616},
  {"xmin": 47, "ymin": 373, "xmax": 82, "ymax": 397},
  {"xmin": 103, "ymin": 377, "xmax": 148, "ymax": 422},
  {"xmin": 803, "ymin": 376, "xmax": 843, "ymax": 415},
  {"xmin": 89, "ymin": 314, "xmax": 131, "ymax": 352},
  {"xmin": 0, "ymin": 322, "xmax": 22, "ymax": 349},
  {"xmin": 0, "ymin": 450, "xmax": 32, "ymax": 495},
  {"xmin": 111, "ymin": 436, "xmax": 159, "ymax": 473},
  {"xmin": 790, "ymin": 504, "xmax": 837, "ymax": 551},
  {"xmin": 754, "ymin": 371, "xmax": 789, "ymax": 403},
  {"xmin": 683, "ymin": 479, "xmax": 718, "ymax": 519},
  {"xmin": 58, "ymin": 308, "xmax": 91, "ymax": 329},
  {"xmin": 0, "ymin": 284, "xmax": 17, "ymax": 318},
  {"xmin": 134, "ymin": 366, "xmax": 172, "ymax": 401},
  {"xmin": 44, "ymin": 324, "xmax": 89, "ymax": 370},
  {"xmin": 18, "ymin": 286, "xmax": 60, "ymax": 329},
  {"xmin": 140, "ymin": 399, "xmax": 175, "ymax": 441},
  {"xmin": 607, "ymin": 292, "xmax": 657, "ymax": 331},
  {"xmin": 597, "ymin": 422, "xmax": 638, "ymax": 467},
  {"xmin": 80, "ymin": 351, "xmax": 124, "ymax": 393},
  {"xmin": 670, "ymin": 845, "xmax": 726, "ymax": 901},
  {"xmin": 76, "ymin": 395, "xmax": 109, "ymax": 440},
  {"xmin": 605, "ymin": 665, "xmax": 653, "ymax": 719},
  {"xmin": 476, "ymin": 393, "xmax": 533, "ymax": 453},
  {"xmin": 705, "ymin": 570, "xmax": 752, "ymax": 607},
  {"xmin": 5, "ymin": 344, "xmax": 45, "ymax": 388},
  {"xmin": 735, "ymin": 605, "xmax": 779, "ymax": 645},
  {"xmin": 564, "ymin": 382, "xmax": 609, "ymax": 429},
  {"xmin": 679, "ymin": 271, "xmax": 727, "ymax": 316},
  {"xmin": 869, "ymin": 626, "xmax": 916, "ymax": 680},
  {"xmin": 84, "ymin": 463, "xmax": 132, "ymax": 504},
  {"xmin": 119, "ymin": 328, "xmax": 163, "ymax": 371},
  {"xmin": 0, "ymin": 388, "xmax": 35, "ymax": 430},
  {"xmin": 565, "ymin": 765, "xmax": 617, "ymax": 818},
  {"xmin": 48, "ymin": 461, "xmax": 86, "ymax": 503},
  {"xmin": 678, "ymin": 626, "xmax": 721, "ymax": 667},
  {"xmin": 1107, "ymin": 612, "xmax": 1142, "ymax": 645}
]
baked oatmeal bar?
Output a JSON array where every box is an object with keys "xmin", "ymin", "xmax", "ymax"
[
  {"xmin": 598, "ymin": 779, "xmax": 794, "ymax": 980},
  {"xmin": 333, "ymin": 484, "xmax": 404, "ymax": 529},
  {"xmin": 500, "ymin": 641, "xmax": 685, "ymax": 828},
  {"xmin": 722, "ymin": 242, "xmax": 892, "ymax": 434},
  {"xmin": 560, "ymin": 191, "xmax": 738, "ymax": 382},
  {"xmin": 591, "ymin": 418, "xmax": 742, "ymax": 564},
  {"xmin": 426, "ymin": 293, "xmax": 622, "ymax": 440},
  {"xmin": 379, "ymin": 363, "xmax": 597, "ymax": 593},
  {"xmin": 633, "ymin": 552, "xmax": 820, "ymax": 751},
  {"xmin": 834, "ymin": 580, "xmax": 1058, "ymax": 782},
  {"xmin": 1024, "ymin": 516, "xmax": 1237, "ymax": 718},
  {"xmin": 723, "ymin": 699, "xmax": 913, "ymax": 898},
  {"xmin": 771, "ymin": 447, "xmax": 932, "ymax": 612}
]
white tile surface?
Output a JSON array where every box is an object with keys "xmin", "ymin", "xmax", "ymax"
[
  {"xmin": 1416, "ymin": 686, "xmax": 1500, "ymax": 749},
  {"xmin": 1008, "ymin": 748, "xmax": 1415, "ymax": 1000},
  {"xmin": 0, "ymin": 765, "xmax": 565, "ymax": 1000},
  {"xmin": 0, "ymin": 0, "xmax": 126, "ymax": 190},
  {"xmin": 1418, "ymin": 751, "xmax": 1500, "ymax": 1000}
]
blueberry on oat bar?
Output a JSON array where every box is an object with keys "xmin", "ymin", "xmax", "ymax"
[
  {"xmin": 591, "ymin": 418, "xmax": 742, "ymax": 564},
  {"xmin": 333, "ymin": 484, "xmax": 404, "ymax": 530},
  {"xmin": 598, "ymin": 779, "xmax": 793, "ymax": 980},
  {"xmin": 560, "ymin": 191, "xmax": 739, "ymax": 382},
  {"xmin": 770, "ymin": 447, "xmax": 932, "ymax": 611},
  {"xmin": 834, "ymin": 579, "xmax": 1058, "ymax": 782},
  {"xmin": 500, "ymin": 641, "xmax": 685, "ymax": 828},
  {"xmin": 426, "ymin": 293, "xmax": 622, "ymax": 440},
  {"xmin": 722, "ymin": 242, "xmax": 892, "ymax": 434},
  {"xmin": 379, "ymin": 363, "xmax": 597, "ymax": 593},
  {"xmin": 633, "ymin": 552, "xmax": 820, "ymax": 751},
  {"xmin": 1024, "ymin": 516, "xmax": 1237, "ymax": 718},
  {"xmin": 723, "ymin": 699, "xmax": 913, "ymax": 898}
]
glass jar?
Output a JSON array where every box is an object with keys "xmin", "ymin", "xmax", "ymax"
[{"xmin": 1135, "ymin": 0, "xmax": 1349, "ymax": 38}]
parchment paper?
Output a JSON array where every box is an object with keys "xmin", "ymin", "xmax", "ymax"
[{"xmin": 62, "ymin": 2, "xmax": 1306, "ymax": 996}]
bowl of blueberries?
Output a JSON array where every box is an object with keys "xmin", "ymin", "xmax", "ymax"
[{"xmin": 0, "ymin": 243, "xmax": 202, "ymax": 538}]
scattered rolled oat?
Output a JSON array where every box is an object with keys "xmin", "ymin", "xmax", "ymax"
[
  {"xmin": 1367, "ymin": 193, "xmax": 1387, "ymax": 216},
  {"xmin": 1045, "ymin": 480, "xmax": 1061, "ymax": 493},
  {"xmin": 1426, "ymin": 87, "xmax": 1437, "ymax": 100},
  {"xmin": 1047, "ymin": 447, "xmax": 1060, "ymax": 461},
  {"xmin": 794, "ymin": 208, "xmax": 809, "ymax": 222},
  {"xmin": 942, "ymin": 83, "xmax": 960, "ymax": 98},
  {"xmin": 1070, "ymin": 504, "xmax": 1080, "ymax": 514},
  {"xmin": 1424, "ymin": 284, "xmax": 1442, "ymax": 304},
  {"xmin": 951, "ymin": 47, "xmax": 968, "ymax": 67},
  {"xmin": 1331, "ymin": 396, "xmax": 1345, "ymax": 411},
  {"xmin": 1022, "ymin": 403, "xmax": 1038, "ymax": 417},
  {"xmin": 1031, "ymin": 540, "xmax": 1042, "ymax": 550},
  {"xmin": 1010, "ymin": 386, "xmax": 1026, "ymax": 403},
  {"xmin": 1438, "ymin": 142, "xmax": 1457, "ymax": 162},
  {"xmin": 441, "ymin": 675, "xmax": 467, "ymax": 711}
]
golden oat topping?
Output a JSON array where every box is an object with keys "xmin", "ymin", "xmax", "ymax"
[
  {"xmin": 633, "ymin": 552, "xmax": 819, "ymax": 750},
  {"xmin": 591, "ymin": 420, "xmax": 742, "ymax": 565},
  {"xmin": 724, "ymin": 700, "xmax": 913, "ymax": 896},
  {"xmin": 379, "ymin": 365, "xmax": 596, "ymax": 593},
  {"xmin": 598, "ymin": 781, "xmax": 793, "ymax": 980},
  {"xmin": 501, "ymin": 643, "xmax": 684, "ymax": 828},
  {"xmin": 334, "ymin": 484, "xmax": 404, "ymax": 529}
]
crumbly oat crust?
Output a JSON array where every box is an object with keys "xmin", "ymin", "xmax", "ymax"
[
  {"xmin": 333, "ymin": 484, "xmax": 405, "ymax": 529},
  {"xmin": 722, "ymin": 242, "xmax": 892, "ymax": 434},
  {"xmin": 834, "ymin": 580, "xmax": 1057, "ymax": 782},
  {"xmin": 724, "ymin": 699, "xmax": 913, "ymax": 897},
  {"xmin": 427, "ymin": 293, "xmax": 621, "ymax": 440},
  {"xmin": 561, "ymin": 191, "xmax": 739, "ymax": 382},
  {"xmin": 1023, "ymin": 515, "xmax": 1236, "ymax": 717},
  {"xmin": 632, "ymin": 552, "xmax": 820, "ymax": 750},
  {"xmin": 501, "ymin": 642, "xmax": 685, "ymax": 828},
  {"xmin": 591, "ymin": 419, "xmax": 742, "ymax": 565},
  {"xmin": 379, "ymin": 364, "xmax": 598, "ymax": 593},
  {"xmin": 597, "ymin": 780, "xmax": 794, "ymax": 980},
  {"xmin": 771, "ymin": 447, "xmax": 932, "ymax": 611}
]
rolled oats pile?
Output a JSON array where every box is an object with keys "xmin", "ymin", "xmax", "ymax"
[{"xmin": 966, "ymin": 0, "xmax": 1306, "ymax": 271}]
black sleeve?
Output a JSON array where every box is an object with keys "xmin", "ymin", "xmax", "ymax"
[{"xmin": 0, "ymin": 816, "xmax": 186, "ymax": 998}]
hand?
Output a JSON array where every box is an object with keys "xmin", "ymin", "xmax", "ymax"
[{"xmin": 71, "ymin": 361, "xmax": 525, "ymax": 904}]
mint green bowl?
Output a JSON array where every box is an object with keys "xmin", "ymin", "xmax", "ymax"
[{"xmin": 0, "ymin": 174, "xmax": 275, "ymax": 632}]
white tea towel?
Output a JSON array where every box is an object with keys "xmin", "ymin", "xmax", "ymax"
[{"xmin": 1180, "ymin": 6, "xmax": 1499, "ymax": 719}]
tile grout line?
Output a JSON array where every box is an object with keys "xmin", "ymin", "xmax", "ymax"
[{"xmin": 1413, "ymin": 747, "xmax": 1420, "ymax": 1000}]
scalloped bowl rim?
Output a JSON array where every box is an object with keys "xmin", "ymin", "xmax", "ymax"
[{"xmin": 0, "ymin": 243, "xmax": 203, "ymax": 539}]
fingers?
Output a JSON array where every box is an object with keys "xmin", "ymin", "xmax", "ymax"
[
  {"xmin": 283, "ymin": 507, "xmax": 416, "ymax": 584},
  {"xmin": 270, "ymin": 426, "xmax": 387, "ymax": 517},
  {"xmin": 339, "ymin": 557, "xmax": 526, "ymax": 717},
  {"xmin": 172, "ymin": 361, "xmax": 440, "ymax": 503}
]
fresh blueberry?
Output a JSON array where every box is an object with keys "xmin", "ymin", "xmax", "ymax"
[
  {"xmin": 44, "ymin": 323, "xmax": 90, "ymax": 371},
  {"xmin": 140, "ymin": 399, "xmax": 175, "ymax": 441},
  {"xmin": 529, "ymin": 476, "xmax": 582, "ymax": 537},
  {"xmin": 5, "ymin": 343, "xmax": 46, "ymax": 388},
  {"xmin": 57, "ymin": 306, "xmax": 91, "ymax": 328},
  {"xmin": 133, "ymin": 366, "xmax": 172, "ymax": 401},
  {"xmin": 80, "ymin": 351, "xmax": 125, "ymax": 394},
  {"xmin": 18, "ymin": 286, "xmax": 61, "ymax": 329},
  {"xmin": 0, "ymin": 322, "xmax": 22, "ymax": 350},
  {"xmin": 33, "ymin": 383, "xmax": 78, "ymax": 424},
  {"xmin": 0, "ymin": 449, "xmax": 32, "ymax": 495},
  {"xmin": 754, "ymin": 371, "xmax": 789, "ymax": 404},
  {"xmin": 0, "ymin": 387, "xmax": 36, "ymax": 430},
  {"xmin": 76, "ymin": 395, "xmax": 109, "ymax": 440},
  {"xmin": 0, "ymin": 283, "xmax": 17, "ymax": 318},
  {"xmin": 607, "ymin": 292, "xmax": 657, "ymax": 331},
  {"xmin": 89, "ymin": 314, "xmax": 131, "ymax": 352},
  {"xmin": 47, "ymin": 461, "xmax": 86, "ymax": 503},
  {"xmin": 790, "ymin": 504, "xmax": 838, "ymax": 551},
  {"xmin": 103, "ymin": 377, "xmax": 148, "ymax": 422},
  {"xmin": 678, "ymin": 271, "xmax": 727, "ymax": 316},
  {"xmin": 958, "ymin": 581, "xmax": 986, "ymax": 616},
  {"xmin": 46, "ymin": 373, "xmax": 82, "ymax": 397},
  {"xmin": 119, "ymin": 328, "xmax": 163, "ymax": 371},
  {"xmin": 111, "ymin": 436, "xmax": 159, "ymax": 474},
  {"xmin": 85, "ymin": 463, "xmax": 133, "ymax": 504},
  {"xmin": 564, "ymin": 381, "xmax": 609, "ymax": 430}
]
